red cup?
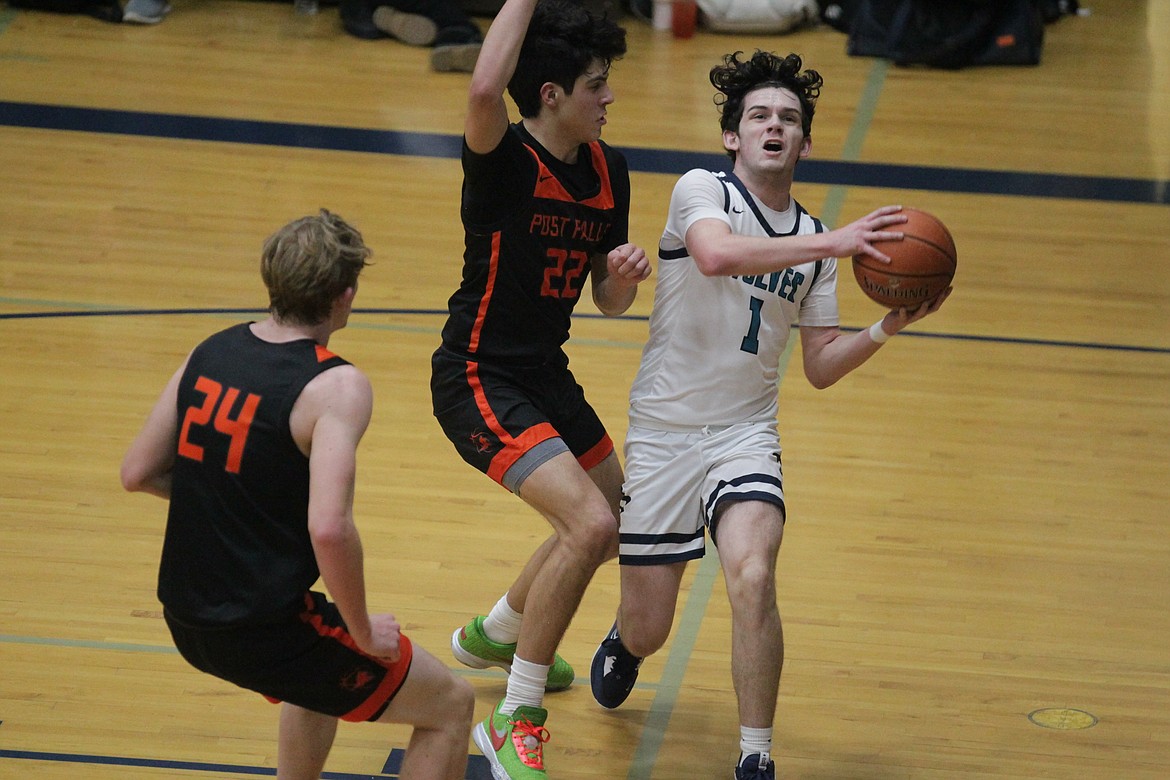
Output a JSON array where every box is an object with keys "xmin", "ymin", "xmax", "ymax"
[{"xmin": 672, "ymin": 0, "xmax": 697, "ymax": 39}]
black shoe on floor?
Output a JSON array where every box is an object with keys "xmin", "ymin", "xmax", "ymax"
[
  {"xmin": 590, "ymin": 623, "xmax": 643, "ymax": 709},
  {"xmin": 734, "ymin": 752, "xmax": 775, "ymax": 780}
]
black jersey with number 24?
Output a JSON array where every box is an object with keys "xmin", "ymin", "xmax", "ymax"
[{"xmin": 159, "ymin": 322, "xmax": 350, "ymax": 626}]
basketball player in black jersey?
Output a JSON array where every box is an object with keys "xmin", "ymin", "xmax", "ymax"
[
  {"xmin": 122, "ymin": 211, "xmax": 474, "ymax": 780},
  {"xmin": 429, "ymin": 0, "xmax": 650, "ymax": 777}
]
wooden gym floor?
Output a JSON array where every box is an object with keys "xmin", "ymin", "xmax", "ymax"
[{"xmin": 1, "ymin": 1, "xmax": 1168, "ymax": 778}]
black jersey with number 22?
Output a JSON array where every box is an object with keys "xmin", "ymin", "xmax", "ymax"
[{"xmin": 440, "ymin": 124, "xmax": 631, "ymax": 365}]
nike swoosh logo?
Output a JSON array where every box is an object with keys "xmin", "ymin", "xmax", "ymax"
[
  {"xmin": 489, "ymin": 718, "xmax": 509, "ymax": 751},
  {"xmin": 731, "ymin": 206, "xmax": 744, "ymax": 214}
]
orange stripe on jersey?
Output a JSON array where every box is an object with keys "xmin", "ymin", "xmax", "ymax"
[
  {"xmin": 527, "ymin": 142, "xmax": 615, "ymax": 209},
  {"xmin": 315, "ymin": 344, "xmax": 338, "ymax": 363},
  {"xmin": 577, "ymin": 432, "xmax": 614, "ymax": 472},
  {"xmin": 468, "ymin": 231, "xmax": 501, "ymax": 354}
]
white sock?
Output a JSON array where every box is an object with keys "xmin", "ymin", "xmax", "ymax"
[
  {"xmin": 482, "ymin": 593, "xmax": 524, "ymax": 645},
  {"xmin": 740, "ymin": 725, "xmax": 773, "ymax": 760},
  {"xmin": 501, "ymin": 656, "xmax": 548, "ymax": 713}
]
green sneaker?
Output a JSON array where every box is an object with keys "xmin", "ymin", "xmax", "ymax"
[
  {"xmin": 472, "ymin": 698, "xmax": 550, "ymax": 780},
  {"xmin": 451, "ymin": 615, "xmax": 575, "ymax": 691}
]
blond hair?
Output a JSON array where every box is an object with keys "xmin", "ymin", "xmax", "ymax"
[{"xmin": 260, "ymin": 210, "xmax": 372, "ymax": 325}]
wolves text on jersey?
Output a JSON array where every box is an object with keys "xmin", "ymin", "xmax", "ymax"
[{"xmin": 732, "ymin": 268, "xmax": 806, "ymax": 304}]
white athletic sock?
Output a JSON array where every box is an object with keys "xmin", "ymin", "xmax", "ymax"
[
  {"xmin": 740, "ymin": 725, "xmax": 773, "ymax": 760},
  {"xmin": 501, "ymin": 656, "xmax": 549, "ymax": 713},
  {"xmin": 482, "ymin": 593, "xmax": 524, "ymax": 645}
]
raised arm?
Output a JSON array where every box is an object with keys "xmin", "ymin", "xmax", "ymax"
[{"xmin": 464, "ymin": 0, "xmax": 540, "ymax": 154}]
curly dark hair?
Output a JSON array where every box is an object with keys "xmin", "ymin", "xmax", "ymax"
[
  {"xmin": 710, "ymin": 51, "xmax": 823, "ymax": 140},
  {"xmin": 507, "ymin": 0, "xmax": 627, "ymax": 118}
]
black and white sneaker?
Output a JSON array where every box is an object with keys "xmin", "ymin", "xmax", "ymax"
[
  {"xmin": 734, "ymin": 752, "xmax": 775, "ymax": 780},
  {"xmin": 590, "ymin": 622, "xmax": 643, "ymax": 709}
]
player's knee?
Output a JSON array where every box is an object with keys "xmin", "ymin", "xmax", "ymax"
[
  {"xmin": 622, "ymin": 627, "xmax": 667, "ymax": 659},
  {"xmin": 725, "ymin": 555, "xmax": 777, "ymax": 612},
  {"xmin": 435, "ymin": 672, "xmax": 475, "ymax": 731},
  {"xmin": 620, "ymin": 608, "xmax": 673, "ymax": 658},
  {"xmin": 449, "ymin": 675, "xmax": 475, "ymax": 728},
  {"xmin": 560, "ymin": 506, "xmax": 617, "ymax": 567}
]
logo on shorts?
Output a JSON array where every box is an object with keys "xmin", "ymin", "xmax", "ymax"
[
  {"xmin": 340, "ymin": 667, "xmax": 377, "ymax": 692},
  {"xmin": 470, "ymin": 430, "xmax": 496, "ymax": 454}
]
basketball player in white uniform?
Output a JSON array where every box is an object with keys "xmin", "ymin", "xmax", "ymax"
[{"xmin": 589, "ymin": 51, "xmax": 950, "ymax": 780}]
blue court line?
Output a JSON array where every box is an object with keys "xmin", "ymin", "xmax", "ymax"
[
  {"xmin": 0, "ymin": 746, "xmax": 494, "ymax": 779},
  {"xmin": 0, "ymin": 748, "xmax": 366, "ymax": 778},
  {"xmin": 2, "ymin": 304, "xmax": 1167, "ymax": 355},
  {"xmin": 1, "ymin": 100, "xmax": 1167, "ymax": 205}
]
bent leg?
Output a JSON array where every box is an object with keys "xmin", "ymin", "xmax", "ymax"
[
  {"xmin": 376, "ymin": 644, "xmax": 475, "ymax": 780},
  {"xmin": 714, "ymin": 500, "xmax": 786, "ymax": 729},
  {"xmin": 617, "ymin": 561, "xmax": 687, "ymax": 658}
]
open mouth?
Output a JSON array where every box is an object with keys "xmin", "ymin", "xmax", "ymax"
[{"xmin": 763, "ymin": 140, "xmax": 783, "ymax": 152}]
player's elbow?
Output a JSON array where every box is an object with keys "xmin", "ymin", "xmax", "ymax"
[
  {"xmin": 309, "ymin": 512, "xmax": 358, "ymax": 550},
  {"xmin": 120, "ymin": 458, "xmax": 154, "ymax": 493},
  {"xmin": 806, "ymin": 373, "xmax": 838, "ymax": 391},
  {"xmin": 692, "ymin": 250, "xmax": 734, "ymax": 277},
  {"xmin": 802, "ymin": 361, "xmax": 842, "ymax": 390}
]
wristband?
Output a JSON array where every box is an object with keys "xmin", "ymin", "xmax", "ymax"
[{"xmin": 868, "ymin": 321, "xmax": 892, "ymax": 344}]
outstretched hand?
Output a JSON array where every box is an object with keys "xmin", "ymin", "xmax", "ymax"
[{"xmin": 834, "ymin": 205, "xmax": 908, "ymax": 264}]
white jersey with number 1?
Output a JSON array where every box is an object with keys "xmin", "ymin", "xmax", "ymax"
[{"xmin": 628, "ymin": 168, "xmax": 840, "ymax": 431}]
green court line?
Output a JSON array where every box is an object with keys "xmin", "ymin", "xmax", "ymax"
[
  {"xmin": 0, "ymin": 633, "xmax": 680, "ymax": 696},
  {"xmin": 821, "ymin": 59, "xmax": 889, "ymax": 228},
  {"xmin": 0, "ymin": 634, "xmax": 178, "ymax": 654},
  {"xmin": 627, "ymin": 550, "xmax": 723, "ymax": 779}
]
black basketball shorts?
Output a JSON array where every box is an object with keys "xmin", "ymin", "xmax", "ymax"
[
  {"xmin": 164, "ymin": 591, "xmax": 413, "ymax": 722},
  {"xmin": 430, "ymin": 346, "xmax": 614, "ymax": 489}
]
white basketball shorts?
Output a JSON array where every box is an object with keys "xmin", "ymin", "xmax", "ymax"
[{"xmin": 618, "ymin": 420, "xmax": 785, "ymax": 566}]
